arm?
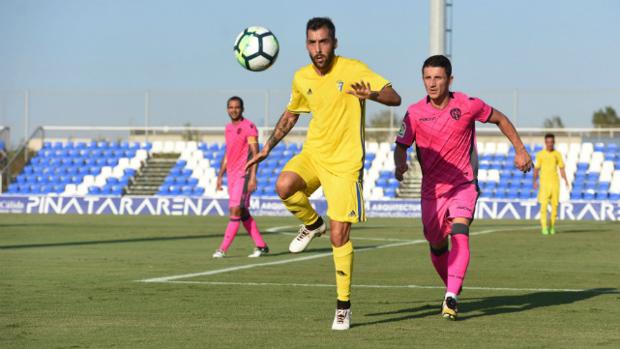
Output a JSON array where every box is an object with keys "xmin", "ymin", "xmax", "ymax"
[
  {"xmin": 533, "ymin": 167, "xmax": 539, "ymax": 189},
  {"xmin": 216, "ymin": 156, "xmax": 227, "ymax": 191},
  {"xmin": 246, "ymin": 141, "xmax": 259, "ymax": 193},
  {"xmin": 394, "ymin": 143, "xmax": 409, "ymax": 181},
  {"xmin": 347, "ymin": 82, "xmax": 401, "ymax": 106},
  {"xmin": 559, "ymin": 167, "xmax": 569, "ymax": 188},
  {"xmin": 245, "ymin": 110, "xmax": 300, "ymax": 170},
  {"xmin": 487, "ymin": 109, "xmax": 533, "ymax": 172}
]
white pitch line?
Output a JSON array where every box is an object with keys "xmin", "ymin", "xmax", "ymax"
[
  {"xmin": 138, "ymin": 225, "xmax": 536, "ymax": 283},
  {"xmin": 157, "ymin": 280, "xmax": 591, "ymax": 293}
]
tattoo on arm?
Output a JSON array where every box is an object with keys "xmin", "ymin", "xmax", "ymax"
[{"xmin": 266, "ymin": 112, "xmax": 298, "ymax": 150}]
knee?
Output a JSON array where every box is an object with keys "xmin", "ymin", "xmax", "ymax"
[
  {"xmin": 276, "ymin": 178, "xmax": 296, "ymax": 200},
  {"xmin": 229, "ymin": 207, "xmax": 242, "ymax": 217}
]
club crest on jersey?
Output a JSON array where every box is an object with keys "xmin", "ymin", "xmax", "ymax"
[
  {"xmin": 450, "ymin": 108, "xmax": 462, "ymax": 120},
  {"xmin": 307, "ymin": 88, "xmax": 313, "ymax": 95},
  {"xmin": 336, "ymin": 80, "xmax": 344, "ymax": 92}
]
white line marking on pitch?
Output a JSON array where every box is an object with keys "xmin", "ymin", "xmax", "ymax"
[
  {"xmin": 266, "ymin": 225, "xmax": 415, "ymax": 242},
  {"xmin": 157, "ymin": 280, "xmax": 591, "ymax": 293},
  {"xmin": 138, "ymin": 225, "xmax": 536, "ymax": 283}
]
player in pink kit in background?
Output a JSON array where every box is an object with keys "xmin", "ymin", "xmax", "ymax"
[
  {"xmin": 394, "ymin": 55, "xmax": 532, "ymax": 320},
  {"xmin": 213, "ymin": 96, "xmax": 269, "ymax": 258}
]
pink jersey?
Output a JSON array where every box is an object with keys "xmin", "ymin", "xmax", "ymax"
[
  {"xmin": 395, "ymin": 92, "xmax": 492, "ymax": 199},
  {"xmin": 225, "ymin": 118, "xmax": 258, "ymax": 178}
]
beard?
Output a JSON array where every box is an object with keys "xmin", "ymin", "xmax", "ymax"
[{"xmin": 310, "ymin": 50, "xmax": 335, "ymax": 70}]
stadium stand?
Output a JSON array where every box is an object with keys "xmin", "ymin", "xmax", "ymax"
[{"xmin": 1, "ymin": 139, "xmax": 619, "ymax": 200}]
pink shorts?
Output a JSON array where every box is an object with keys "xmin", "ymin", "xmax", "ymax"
[
  {"xmin": 228, "ymin": 174, "xmax": 251, "ymax": 209},
  {"xmin": 421, "ymin": 183, "xmax": 479, "ymax": 244}
]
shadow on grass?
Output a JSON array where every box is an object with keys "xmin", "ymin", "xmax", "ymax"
[
  {"xmin": 0, "ymin": 233, "xmax": 225, "ymax": 250},
  {"xmin": 355, "ymin": 288, "xmax": 618, "ymax": 327}
]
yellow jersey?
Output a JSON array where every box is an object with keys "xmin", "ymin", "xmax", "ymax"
[
  {"xmin": 535, "ymin": 149, "xmax": 565, "ymax": 184},
  {"xmin": 287, "ymin": 56, "xmax": 390, "ymax": 180}
]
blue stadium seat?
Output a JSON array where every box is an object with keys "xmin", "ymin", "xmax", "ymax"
[{"xmin": 193, "ymin": 187, "xmax": 205, "ymax": 196}]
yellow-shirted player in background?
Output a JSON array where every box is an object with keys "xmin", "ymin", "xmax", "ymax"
[
  {"xmin": 246, "ymin": 17, "xmax": 401, "ymax": 330},
  {"xmin": 533, "ymin": 133, "xmax": 569, "ymax": 235}
]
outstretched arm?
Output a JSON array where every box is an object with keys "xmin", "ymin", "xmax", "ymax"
[
  {"xmin": 347, "ymin": 82, "xmax": 401, "ymax": 106},
  {"xmin": 487, "ymin": 109, "xmax": 533, "ymax": 172},
  {"xmin": 245, "ymin": 110, "xmax": 299, "ymax": 170}
]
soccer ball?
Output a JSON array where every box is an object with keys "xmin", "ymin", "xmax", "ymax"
[{"xmin": 234, "ymin": 26, "xmax": 279, "ymax": 72}]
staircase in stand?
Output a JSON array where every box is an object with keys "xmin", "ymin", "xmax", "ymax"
[
  {"xmin": 125, "ymin": 153, "xmax": 179, "ymax": 196},
  {"xmin": 397, "ymin": 154, "xmax": 422, "ymax": 199}
]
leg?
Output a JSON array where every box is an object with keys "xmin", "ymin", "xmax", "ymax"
[
  {"xmin": 330, "ymin": 220, "xmax": 353, "ymax": 306},
  {"xmin": 422, "ymin": 197, "xmax": 450, "ymax": 286},
  {"xmin": 276, "ymin": 171, "xmax": 321, "ymax": 227},
  {"xmin": 549, "ymin": 183, "xmax": 560, "ymax": 233},
  {"xmin": 429, "ymin": 238, "xmax": 449, "ymax": 287},
  {"xmin": 217, "ymin": 206, "xmax": 242, "ymax": 253},
  {"xmin": 320, "ymin": 170, "xmax": 362, "ymax": 331},
  {"xmin": 539, "ymin": 195, "xmax": 549, "ymax": 234},
  {"xmin": 240, "ymin": 207, "xmax": 267, "ymax": 249},
  {"xmin": 446, "ymin": 217, "xmax": 471, "ymax": 298},
  {"xmin": 277, "ymin": 152, "xmax": 322, "ymax": 227}
]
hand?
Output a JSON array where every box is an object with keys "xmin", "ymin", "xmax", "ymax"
[
  {"xmin": 564, "ymin": 179, "xmax": 570, "ymax": 190},
  {"xmin": 216, "ymin": 176, "xmax": 223, "ymax": 191},
  {"xmin": 395, "ymin": 163, "xmax": 409, "ymax": 181},
  {"xmin": 533, "ymin": 181, "xmax": 538, "ymax": 190},
  {"xmin": 247, "ymin": 178, "xmax": 257, "ymax": 193},
  {"xmin": 514, "ymin": 150, "xmax": 532, "ymax": 173},
  {"xmin": 347, "ymin": 80, "xmax": 374, "ymax": 100},
  {"xmin": 245, "ymin": 148, "xmax": 269, "ymax": 171}
]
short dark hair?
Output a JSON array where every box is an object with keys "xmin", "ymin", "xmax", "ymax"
[
  {"xmin": 422, "ymin": 55, "xmax": 452, "ymax": 77},
  {"xmin": 227, "ymin": 96, "xmax": 244, "ymax": 109},
  {"xmin": 544, "ymin": 133, "xmax": 555, "ymax": 140},
  {"xmin": 306, "ymin": 17, "xmax": 336, "ymax": 40}
]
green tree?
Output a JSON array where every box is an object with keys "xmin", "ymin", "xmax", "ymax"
[
  {"xmin": 366, "ymin": 109, "xmax": 394, "ymax": 141},
  {"xmin": 182, "ymin": 122, "xmax": 199, "ymax": 141},
  {"xmin": 543, "ymin": 115, "xmax": 564, "ymax": 128},
  {"xmin": 592, "ymin": 106, "xmax": 620, "ymax": 128}
]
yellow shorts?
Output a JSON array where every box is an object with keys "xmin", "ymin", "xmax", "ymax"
[
  {"xmin": 538, "ymin": 182, "xmax": 560, "ymax": 205},
  {"xmin": 282, "ymin": 151, "xmax": 366, "ymax": 223}
]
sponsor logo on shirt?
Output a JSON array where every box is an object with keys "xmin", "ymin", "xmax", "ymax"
[
  {"xmin": 237, "ymin": 128, "xmax": 242, "ymax": 134},
  {"xmin": 450, "ymin": 108, "xmax": 462, "ymax": 120},
  {"xmin": 420, "ymin": 116, "xmax": 438, "ymax": 122}
]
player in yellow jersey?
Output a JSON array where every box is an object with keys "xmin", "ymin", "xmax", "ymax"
[
  {"xmin": 246, "ymin": 17, "xmax": 401, "ymax": 330},
  {"xmin": 533, "ymin": 133, "xmax": 569, "ymax": 235}
]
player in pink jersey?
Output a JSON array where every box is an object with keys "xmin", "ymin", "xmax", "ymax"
[
  {"xmin": 212, "ymin": 96, "xmax": 269, "ymax": 258},
  {"xmin": 394, "ymin": 55, "xmax": 532, "ymax": 320}
]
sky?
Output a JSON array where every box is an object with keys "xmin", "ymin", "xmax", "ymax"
[{"xmin": 1, "ymin": 0, "xmax": 619, "ymax": 141}]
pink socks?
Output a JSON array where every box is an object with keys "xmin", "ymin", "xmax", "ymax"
[
  {"xmin": 242, "ymin": 215, "xmax": 267, "ymax": 248},
  {"xmin": 218, "ymin": 216, "xmax": 241, "ymax": 251},
  {"xmin": 447, "ymin": 233, "xmax": 470, "ymax": 296}
]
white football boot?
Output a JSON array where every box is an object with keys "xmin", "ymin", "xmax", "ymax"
[
  {"xmin": 288, "ymin": 221, "xmax": 326, "ymax": 253},
  {"xmin": 212, "ymin": 249, "xmax": 226, "ymax": 258},
  {"xmin": 248, "ymin": 246, "xmax": 269, "ymax": 258},
  {"xmin": 331, "ymin": 308, "xmax": 351, "ymax": 330}
]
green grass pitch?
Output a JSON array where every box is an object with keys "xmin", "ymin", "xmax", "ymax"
[{"xmin": 1, "ymin": 214, "xmax": 619, "ymax": 348}]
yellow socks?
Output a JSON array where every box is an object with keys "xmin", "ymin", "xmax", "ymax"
[
  {"xmin": 282, "ymin": 191, "xmax": 319, "ymax": 226},
  {"xmin": 332, "ymin": 241, "xmax": 354, "ymax": 302}
]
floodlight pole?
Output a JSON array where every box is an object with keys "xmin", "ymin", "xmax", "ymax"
[{"xmin": 144, "ymin": 90, "xmax": 150, "ymax": 143}]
